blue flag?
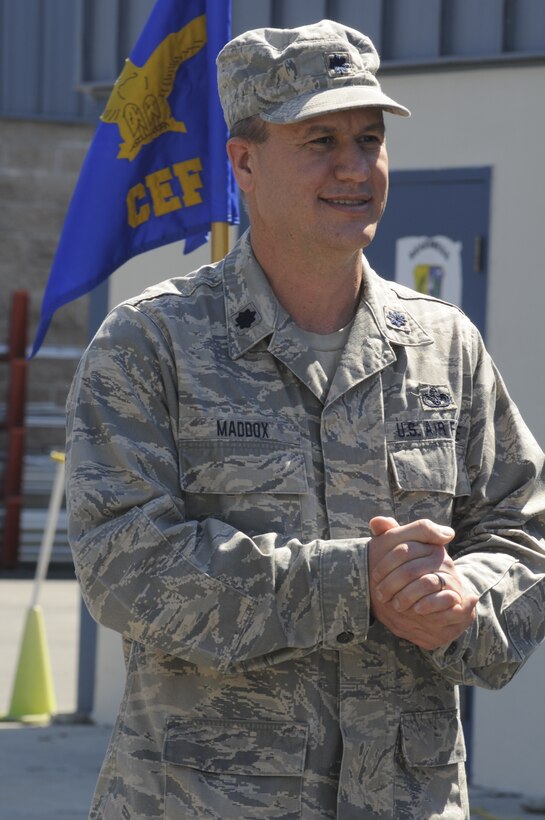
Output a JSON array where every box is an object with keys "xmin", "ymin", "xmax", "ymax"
[{"xmin": 30, "ymin": 0, "xmax": 237, "ymax": 357}]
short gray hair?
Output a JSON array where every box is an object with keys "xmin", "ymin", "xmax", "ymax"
[{"xmin": 229, "ymin": 115, "xmax": 269, "ymax": 143}]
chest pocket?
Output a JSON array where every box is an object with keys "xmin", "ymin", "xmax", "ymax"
[
  {"xmin": 388, "ymin": 438, "xmax": 470, "ymax": 526},
  {"xmin": 179, "ymin": 419, "xmax": 308, "ymax": 537}
]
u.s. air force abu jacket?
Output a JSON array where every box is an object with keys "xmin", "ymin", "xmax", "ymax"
[{"xmin": 66, "ymin": 231, "xmax": 545, "ymax": 819}]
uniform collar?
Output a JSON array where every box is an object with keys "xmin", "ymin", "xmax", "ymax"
[
  {"xmin": 224, "ymin": 233, "xmax": 433, "ymax": 351},
  {"xmin": 224, "ymin": 230, "xmax": 280, "ymax": 359},
  {"xmin": 360, "ymin": 260, "xmax": 434, "ymax": 348},
  {"xmin": 321, "ymin": 259, "xmax": 434, "ymax": 404},
  {"xmin": 223, "ymin": 233, "xmax": 434, "ymax": 402}
]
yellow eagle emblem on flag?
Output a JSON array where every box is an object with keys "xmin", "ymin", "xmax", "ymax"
[{"xmin": 101, "ymin": 14, "xmax": 207, "ymax": 160}]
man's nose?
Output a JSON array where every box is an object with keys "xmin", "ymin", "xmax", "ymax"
[{"xmin": 334, "ymin": 143, "xmax": 371, "ymax": 182}]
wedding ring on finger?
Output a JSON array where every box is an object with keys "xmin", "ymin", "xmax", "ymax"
[{"xmin": 434, "ymin": 572, "xmax": 446, "ymax": 592}]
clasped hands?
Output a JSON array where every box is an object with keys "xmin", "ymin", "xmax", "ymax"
[{"xmin": 368, "ymin": 516, "xmax": 478, "ymax": 650}]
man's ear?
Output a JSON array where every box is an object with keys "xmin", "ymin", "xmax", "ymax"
[{"xmin": 227, "ymin": 137, "xmax": 255, "ymax": 193}]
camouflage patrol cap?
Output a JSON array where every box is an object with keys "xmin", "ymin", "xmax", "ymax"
[{"xmin": 216, "ymin": 19, "xmax": 410, "ymax": 130}]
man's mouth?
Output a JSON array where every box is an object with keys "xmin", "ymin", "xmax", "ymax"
[{"xmin": 322, "ymin": 196, "xmax": 370, "ymax": 207}]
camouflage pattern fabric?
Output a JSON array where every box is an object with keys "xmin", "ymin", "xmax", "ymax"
[{"xmin": 66, "ymin": 230, "xmax": 545, "ymax": 819}]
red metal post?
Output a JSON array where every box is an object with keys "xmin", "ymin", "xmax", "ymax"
[
  {"xmin": 2, "ymin": 498, "xmax": 22, "ymax": 569},
  {"xmin": 1, "ymin": 290, "xmax": 29, "ymax": 568},
  {"xmin": 6, "ymin": 359, "xmax": 27, "ymax": 429},
  {"xmin": 4, "ymin": 427, "xmax": 26, "ymax": 498},
  {"xmin": 8, "ymin": 291, "xmax": 29, "ymax": 359}
]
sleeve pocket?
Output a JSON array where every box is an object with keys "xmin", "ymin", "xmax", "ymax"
[{"xmin": 399, "ymin": 709, "xmax": 466, "ymax": 767}]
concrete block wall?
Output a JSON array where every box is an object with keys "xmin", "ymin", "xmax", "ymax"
[
  {"xmin": 0, "ymin": 118, "xmax": 93, "ymax": 443},
  {"xmin": 0, "ymin": 119, "xmax": 95, "ymax": 563}
]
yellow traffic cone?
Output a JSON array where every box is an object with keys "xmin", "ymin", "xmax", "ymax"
[{"xmin": 4, "ymin": 604, "xmax": 57, "ymax": 723}]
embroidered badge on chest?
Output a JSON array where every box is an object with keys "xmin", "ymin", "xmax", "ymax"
[{"xmin": 420, "ymin": 385, "xmax": 455, "ymax": 409}]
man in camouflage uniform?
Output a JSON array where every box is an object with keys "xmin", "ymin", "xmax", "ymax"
[{"xmin": 66, "ymin": 19, "xmax": 545, "ymax": 819}]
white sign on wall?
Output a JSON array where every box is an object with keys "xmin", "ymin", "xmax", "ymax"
[{"xmin": 395, "ymin": 235, "xmax": 463, "ymax": 307}]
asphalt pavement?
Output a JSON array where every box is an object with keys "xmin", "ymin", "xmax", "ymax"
[{"xmin": 1, "ymin": 573, "xmax": 545, "ymax": 819}]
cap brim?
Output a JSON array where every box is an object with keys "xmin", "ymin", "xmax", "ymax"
[{"xmin": 261, "ymin": 85, "xmax": 410, "ymax": 123}]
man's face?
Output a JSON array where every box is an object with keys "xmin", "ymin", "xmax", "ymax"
[{"xmin": 240, "ymin": 107, "xmax": 389, "ymax": 257}]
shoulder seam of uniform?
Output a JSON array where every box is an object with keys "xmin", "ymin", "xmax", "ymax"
[
  {"xmin": 121, "ymin": 302, "xmax": 176, "ymax": 359},
  {"xmin": 388, "ymin": 283, "xmax": 465, "ymax": 315},
  {"xmin": 128, "ymin": 265, "xmax": 223, "ymax": 308}
]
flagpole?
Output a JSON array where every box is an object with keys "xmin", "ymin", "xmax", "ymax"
[{"xmin": 211, "ymin": 222, "xmax": 230, "ymax": 262}]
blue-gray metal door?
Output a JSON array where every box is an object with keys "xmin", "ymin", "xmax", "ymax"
[{"xmin": 367, "ymin": 166, "xmax": 491, "ymax": 338}]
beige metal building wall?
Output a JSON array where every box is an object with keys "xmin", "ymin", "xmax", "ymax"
[
  {"xmin": 380, "ymin": 61, "xmax": 545, "ymax": 797},
  {"xmin": 383, "ymin": 63, "xmax": 545, "ymax": 447}
]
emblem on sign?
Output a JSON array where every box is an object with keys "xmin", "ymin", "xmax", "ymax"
[
  {"xmin": 413, "ymin": 264, "xmax": 444, "ymax": 298},
  {"xmin": 395, "ymin": 236, "xmax": 462, "ymax": 306}
]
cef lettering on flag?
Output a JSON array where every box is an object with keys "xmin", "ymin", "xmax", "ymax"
[{"xmin": 30, "ymin": 0, "xmax": 238, "ymax": 357}]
